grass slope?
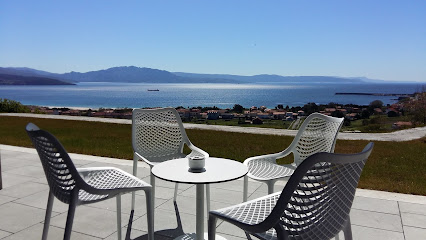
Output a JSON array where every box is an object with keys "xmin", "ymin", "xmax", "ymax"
[{"xmin": 1, "ymin": 116, "xmax": 425, "ymax": 195}]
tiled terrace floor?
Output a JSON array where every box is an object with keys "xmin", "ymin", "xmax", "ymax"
[{"xmin": 1, "ymin": 144, "xmax": 425, "ymax": 240}]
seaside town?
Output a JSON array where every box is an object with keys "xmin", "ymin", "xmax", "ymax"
[{"xmin": 18, "ymin": 90, "xmax": 425, "ymax": 131}]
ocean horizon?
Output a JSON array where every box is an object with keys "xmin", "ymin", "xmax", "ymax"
[{"xmin": 1, "ymin": 82, "xmax": 424, "ymax": 109}]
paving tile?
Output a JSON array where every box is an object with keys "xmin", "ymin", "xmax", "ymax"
[
  {"xmin": 5, "ymin": 165, "xmax": 46, "ymax": 180},
  {"xmin": 158, "ymin": 196, "xmax": 231, "ymax": 216},
  {"xmin": 49, "ymin": 205, "xmax": 131, "ymax": 239},
  {"xmin": 215, "ymin": 219, "xmax": 251, "ymax": 238},
  {"xmin": 214, "ymin": 232, "xmax": 246, "ymax": 240},
  {"xmin": 0, "ymin": 195, "xmax": 16, "ymax": 206},
  {"xmin": 350, "ymin": 209, "xmax": 403, "ymax": 232},
  {"xmin": 399, "ymin": 201, "xmax": 426, "ymax": 216},
  {"xmin": 33, "ymin": 176, "xmax": 48, "ymax": 185},
  {"xmin": 251, "ymin": 180, "xmax": 286, "ymax": 194},
  {"xmin": 105, "ymin": 227, "xmax": 149, "ymax": 240},
  {"xmin": 103, "ymin": 226, "xmax": 146, "ymax": 240},
  {"xmin": 216, "ymin": 219, "xmax": 407, "ymax": 240},
  {"xmin": 404, "ymin": 226, "xmax": 426, "ymax": 240},
  {"xmin": 247, "ymin": 190, "xmax": 272, "ymax": 201},
  {"xmin": 0, "ymin": 230, "xmax": 12, "ymax": 239},
  {"xmin": 0, "ymin": 152, "xmax": 37, "ymax": 162},
  {"xmin": 209, "ymin": 178, "xmax": 260, "ymax": 194},
  {"xmin": 401, "ymin": 212, "xmax": 426, "ymax": 229},
  {"xmin": 0, "ymin": 202, "xmax": 48, "ymax": 233},
  {"xmin": 0, "ymin": 172, "xmax": 37, "ymax": 189},
  {"xmin": 141, "ymin": 176, "xmax": 193, "ymax": 192},
  {"xmin": 179, "ymin": 186, "xmax": 245, "ymax": 205},
  {"xmin": 1, "ymin": 224, "xmax": 101, "ymax": 240},
  {"xmin": 85, "ymin": 192, "xmax": 166, "ymax": 217},
  {"xmin": 132, "ymin": 208, "xmax": 207, "ymax": 236},
  {"xmin": 350, "ymin": 225, "xmax": 404, "ymax": 240},
  {"xmin": 68, "ymin": 158, "xmax": 98, "ymax": 167},
  {"xmin": 135, "ymin": 185, "xmax": 186, "ymax": 200},
  {"xmin": 352, "ymin": 196, "xmax": 400, "ymax": 215},
  {"xmin": 1, "ymin": 155, "xmax": 40, "ymax": 168},
  {"xmin": 14, "ymin": 190, "xmax": 69, "ymax": 213},
  {"xmin": 0, "ymin": 182, "xmax": 48, "ymax": 199}
]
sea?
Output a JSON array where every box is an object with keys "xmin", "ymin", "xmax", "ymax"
[{"xmin": 0, "ymin": 82, "xmax": 424, "ymax": 109}]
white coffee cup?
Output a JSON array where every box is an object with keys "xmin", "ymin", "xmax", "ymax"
[{"xmin": 188, "ymin": 156, "xmax": 205, "ymax": 170}]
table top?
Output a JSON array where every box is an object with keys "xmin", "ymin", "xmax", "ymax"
[{"xmin": 151, "ymin": 157, "xmax": 248, "ymax": 184}]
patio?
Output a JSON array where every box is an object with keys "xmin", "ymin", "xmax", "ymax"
[{"xmin": 0, "ymin": 144, "xmax": 425, "ymax": 240}]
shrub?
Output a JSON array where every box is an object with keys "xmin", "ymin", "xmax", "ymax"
[
  {"xmin": 0, "ymin": 98, "xmax": 29, "ymax": 113},
  {"xmin": 387, "ymin": 110, "xmax": 400, "ymax": 117}
]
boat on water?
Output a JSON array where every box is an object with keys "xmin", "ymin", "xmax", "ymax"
[{"xmin": 147, "ymin": 89, "xmax": 159, "ymax": 91}]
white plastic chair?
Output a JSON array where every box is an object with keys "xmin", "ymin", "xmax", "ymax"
[
  {"xmin": 243, "ymin": 113, "xmax": 344, "ymax": 201},
  {"xmin": 210, "ymin": 143, "xmax": 374, "ymax": 240},
  {"xmin": 26, "ymin": 123, "xmax": 153, "ymax": 240},
  {"xmin": 131, "ymin": 108, "xmax": 209, "ymax": 209}
]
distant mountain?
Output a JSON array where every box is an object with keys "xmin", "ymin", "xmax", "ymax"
[
  {"xmin": 58, "ymin": 66, "xmax": 240, "ymax": 83},
  {"xmin": 0, "ymin": 67, "xmax": 55, "ymax": 77},
  {"xmin": 173, "ymin": 72, "xmax": 364, "ymax": 83},
  {"xmin": 1, "ymin": 66, "xmax": 396, "ymax": 84},
  {"xmin": 0, "ymin": 73, "xmax": 74, "ymax": 85},
  {"xmin": 0, "ymin": 67, "xmax": 76, "ymax": 83}
]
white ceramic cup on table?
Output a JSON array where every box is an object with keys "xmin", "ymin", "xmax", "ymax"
[{"xmin": 188, "ymin": 156, "xmax": 205, "ymax": 170}]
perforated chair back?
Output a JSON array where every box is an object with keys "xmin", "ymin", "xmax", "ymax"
[
  {"xmin": 26, "ymin": 123, "xmax": 82, "ymax": 204},
  {"xmin": 132, "ymin": 108, "xmax": 190, "ymax": 163},
  {"xmin": 273, "ymin": 143, "xmax": 373, "ymax": 239},
  {"xmin": 290, "ymin": 113, "xmax": 344, "ymax": 166}
]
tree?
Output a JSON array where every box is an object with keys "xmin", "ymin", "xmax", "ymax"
[
  {"xmin": 327, "ymin": 102, "xmax": 337, "ymax": 108},
  {"xmin": 369, "ymin": 100, "xmax": 383, "ymax": 113},
  {"xmin": 361, "ymin": 110, "xmax": 371, "ymax": 119},
  {"xmin": 387, "ymin": 110, "xmax": 399, "ymax": 118},
  {"xmin": 331, "ymin": 110, "xmax": 344, "ymax": 118},
  {"xmin": 303, "ymin": 102, "xmax": 319, "ymax": 115},
  {"xmin": 343, "ymin": 118, "xmax": 351, "ymax": 126},
  {"xmin": 406, "ymin": 89, "xmax": 426, "ymax": 124},
  {"xmin": 232, "ymin": 104, "xmax": 244, "ymax": 113}
]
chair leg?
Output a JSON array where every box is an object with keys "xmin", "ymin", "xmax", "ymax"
[
  {"xmin": 150, "ymin": 173, "xmax": 156, "ymax": 209},
  {"xmin": 206, "ymin": 184, "xmax": 210, "ymax": 219},
  {"xmin": 343, "ymin": 217, "xmax": 353, "ymax": 240},
  {"xmin": 131, "ymin": 153, "xmax": 139, "ymax": 211},
  {"xmin": 267, "ymin": 181, "xmax": 275, "ymax": 194},
  {"xmin": 145, "ymin": 189, "xmax": 154, "ymax": 240},
  {"xmin": 173, "ymin": 183, "xmax": 179, "ymax": 202},
  {"xmin": 64, "ymin": 193, "xmax": 78, "ymax": 240},
  {"xmin": 243, "ymin": 175, "xmax": 248, "ymax": 202},
  {"xmin": 208, "ymin": 214, "xmax": 217, "ymax": 240},
  {"xmin": 42, "ymin": 191, "xmax": 54, "ymax": 240},
  {"xmin": 116, "ymin": 194, "xmax": 122, "ymax": 240}
]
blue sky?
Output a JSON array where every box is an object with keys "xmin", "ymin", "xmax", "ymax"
[{"xmin": 1, "ymin": 0, "xmax": 425, "ymax": 82}]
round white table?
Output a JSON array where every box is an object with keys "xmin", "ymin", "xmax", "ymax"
[{"xmin": 151, "ymin": 157, "xmax": 248, "ymax": 240}]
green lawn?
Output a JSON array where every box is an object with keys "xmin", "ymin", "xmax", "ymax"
[
  {"xmin": 185, "ymin": 115, "xmax": 425, "ymax": 133},
  {"xmin": 184, "ymin": 118, "xmax": 293, "ymax": 129},
  {"xmin": 1, "ymin": 116, "xmax": 425, "ymax": 195}
]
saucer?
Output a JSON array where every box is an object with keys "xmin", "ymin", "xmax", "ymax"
[{"xmin": 188, "ymin": 168, "xmax": 206, "ymax": 173}]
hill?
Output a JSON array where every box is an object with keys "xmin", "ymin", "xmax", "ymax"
[
  {"xmin": 1, "ymin": 66, "xmax": 384, "ymax": 84},
  {"xmin": 0, "ymin": 73, "xmax": 75, "ymax": 85},
  {"xmin": 173, "ymin": 72, "xmax": 364, "ymax": 83},
  {"xmin": 59, "ymin": 66, "xmax": 241, "ymax": 83}
]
